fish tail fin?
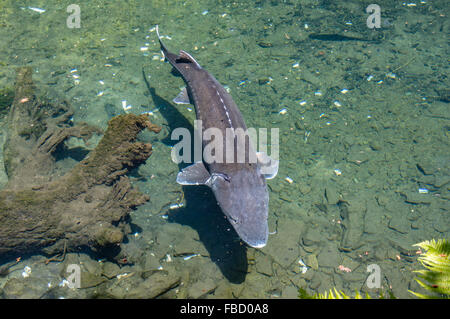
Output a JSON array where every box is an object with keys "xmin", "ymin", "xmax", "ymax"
[
  {"xmin": 155, "ymin": 25, "xmax": 179, "ymax": 67},
  {"xmin": 155, "ymin": 25, "xmax": 202, "ymax": 74}
]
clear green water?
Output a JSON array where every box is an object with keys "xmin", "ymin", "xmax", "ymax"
[{"xmin": 0, "ymin": 0, "xmax": 448, "ymax": 298}]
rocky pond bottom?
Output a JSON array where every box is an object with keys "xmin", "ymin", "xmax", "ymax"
[{"xmin": 0, "ymin": 0, "xmax": 448, "ymax": 299}]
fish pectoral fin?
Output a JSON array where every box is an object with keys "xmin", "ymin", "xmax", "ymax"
[
  {"xmin": 173, "ymin": 87, "xmax": 191, "ymax": 105},
  {"xmin": 257, "ymin": 152, "xmax": 279, "ymax": 179},
  {"xmin": 176, "ymin": 162, "xmax": 211, "ymax": 185}
]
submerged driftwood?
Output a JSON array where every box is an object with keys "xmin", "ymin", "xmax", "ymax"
[{"xmin": 0, "ymin": 67, "xmax": 160, "ymax": 258}]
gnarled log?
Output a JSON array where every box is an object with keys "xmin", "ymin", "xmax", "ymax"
[{"xmin": 0, "ymin": 67, "xmax": 160, "ymax": 259}]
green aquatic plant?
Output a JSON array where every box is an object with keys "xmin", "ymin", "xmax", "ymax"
[
  {"xmin": 299, "ymin": 287, "xmax": 398, "ymax": 299},
  {"xmin": 299, "ymin": 287, "xmax": 370, "ymax": 299},
  {"xmin": 299, "ymin": 238, "xmax": 449, "ymax": 299},
  {"xmin": 409, "ymin": 239, "xmax": 450, "ymax": 299}
]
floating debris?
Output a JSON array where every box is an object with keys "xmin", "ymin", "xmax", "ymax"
[
  {"xmin": 59, "ymin": 279, "xmax": 70, "ymax": 287},
  {"xmin": 418, "ymin": 188, "xmax": 429, "ymax": 194},
  {"xmin": 338, "ymin": 265, "xmax": 352, "ymax": 273},
  {"xmin": 141, "ymin": 111, "xmax": 155, "ymax": 116},
  {"xmin": 279, "ymin": 108, "xmax": 287, "ymax": 115},
  {"xmin": 169, "ymin": 203, "xmax": 184, "ymax": 210},
  {"xmin": 334, "ymin": 169, "xmax": 342, "ymax": 176},
  {"xmin": 340, "ymin": 88, "xmax": 349, "ymax": 94},
  {"xmin": 202, "ymin": 10, "xmax": 209, "ymax": 15},
  {"xmin": 292, "ymin": 62, "xmax": 299, "ymax": 68},
  {"xmin": 117, "ymin": 273, "xmax": 134, "ymax": 280},
  {"xmin": 99, "ymin": 80, "xmax": 105, "ymax": 85},
  {"xmin": 22, "ymin": 266, "xmax": 31, "ymax": 278},
  {"xmin": 183, "ymin": 254, "xmax": 200, "ymax": 261},
  {"xmin": 122, "ymin": 100, "xmax": 132, "ymax": 111},
  {"xmin": 140, "ymin": 46, "xmax": 149, "ymax": 52},
  {"xmin": 26, "ymin": 7, "xmax": 46, "ymax": 13},
  {"xmin": 385, "ymin": 72, "xmax": 396, "ymax": 79},
  {"xmin": 367, "ymin": 75, "xmax": 374, "ymax": 81},
  {"xmin": 304, "ymin": 131, "xmax": 311, "ymax": 143},
  {"xmin": 298, "ymin": 258, "xmax": 306, "ymax": 266},
  {"xmin": 333, "ymin": 100, "xmax": 342, "ymax": 107},
  {"xmin": 298, "ymin": 100, "xmax": 307, "ymax": 106},
  {"xmin": 258, "ymin": 77, "xmax": 272, "ymax": 85},
  {"xmin": 285, "ymin": 176, "xmax": 294, "ymax": 184},
  {"xmin": 314, "ymin": 91, "xmax": 322, "ymax": 96},
  {"xmin": 298, "ymin": 258, "xmax": 308, "ymax": 274},
  {"xmin": 97, "ymin": 91, "xmax": 104, "ymax": 97}
]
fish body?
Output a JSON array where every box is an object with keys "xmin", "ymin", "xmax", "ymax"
[{"xmin": 156, "ymin": 26, "xmax": 278, "ymax": 248}]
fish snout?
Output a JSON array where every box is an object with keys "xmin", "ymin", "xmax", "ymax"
[{"xmin": 219, "ymin": 186, "xmax": 269, "ymax": 248}]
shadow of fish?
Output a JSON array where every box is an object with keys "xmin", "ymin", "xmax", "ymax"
[{"xmin": 308, "ymin": 33, "xmax": 379, "ymax": 43}]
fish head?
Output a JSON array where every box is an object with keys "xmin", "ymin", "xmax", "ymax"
[{"xmin": 209, "ymin": 166, "xmax": 269, "ymax": 248}]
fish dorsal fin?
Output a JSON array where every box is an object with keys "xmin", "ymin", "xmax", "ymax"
[
  {"xmin": 177, "ymin": 50, "xmax": 201, "ymax": 69},
  {"xmin": 176, "ymin": 162, "xmax": 211, "ymax": 185},
  {"xmin": 173, "ymin": 87, "xmax": 191, "ymax": 105},
  {"xmin": 257, "ymin": 152, "xmax": 279, "ymax": 179}
]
